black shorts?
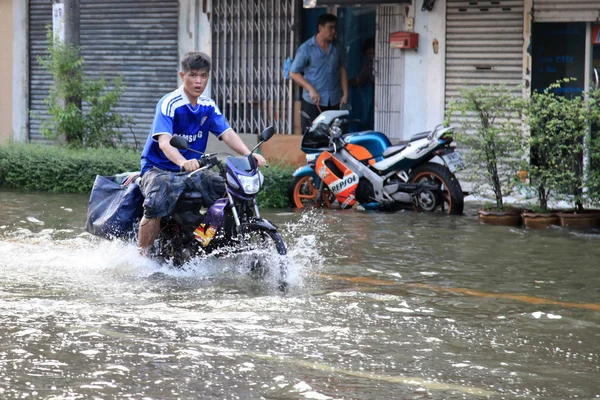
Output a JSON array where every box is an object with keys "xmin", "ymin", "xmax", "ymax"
[{"xmin": 139, "ymin": 167, "xmax": 226, "ymax": 219}]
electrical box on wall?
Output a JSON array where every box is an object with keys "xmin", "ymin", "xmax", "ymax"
[{"xmin": 389, "ymin": 31, "xmax": 418, "ymax": 50}]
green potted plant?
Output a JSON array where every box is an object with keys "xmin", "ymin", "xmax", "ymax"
[
  {"xmin": 447, "ymin": 84, "xmax": 528, "ymax": 226},
  {"xmin": 520, "ymin": 80, "xmax": 567, "ymax": 228},
  {"xmin": 523, "ymin": 79, "xmax": 600, "ymax": 229},
  {"xmin": 580, "ymin": 85, "xmax": 600, "ymax": 219}
]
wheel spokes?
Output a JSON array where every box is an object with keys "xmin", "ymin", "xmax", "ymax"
[
  {"xmin": 294, "ymin": 176, "xmax": 334, "ymax": 208},
  {"xmin": 413, "ymin": 174, "xmax": 451, "ymax": 213}
]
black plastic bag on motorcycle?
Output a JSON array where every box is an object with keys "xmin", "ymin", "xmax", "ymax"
[{"xmin": 85, "ymin": 173, "xmax": 144, "ymax": 240}]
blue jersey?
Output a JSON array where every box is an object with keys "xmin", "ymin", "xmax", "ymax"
[{"xmin": 140, "ymin": 86, "xmax": 232, "ymax": 175}]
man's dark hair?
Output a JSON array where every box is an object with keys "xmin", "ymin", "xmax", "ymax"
[
  {"xmin": 181, "ymin": 51, "xmax": 211, "ymax": 73},
  {"xmin": 317, "ymin": 13, "xmax": 337, "ymax": 29}
]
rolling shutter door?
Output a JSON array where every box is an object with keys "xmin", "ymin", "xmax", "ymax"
[
  {"xmin": 28, "ymin": 0, "xmax": 179, "ymax": 145},
  {"xmin": 80, "ymin": 0, "xmax": 179, "ymax": 147},
  {"xmin": 445, "ymin": 0, "xmax": 525, "ymax": 117},
  {"xmin": 28, "ymin": 0, "xmax": 53, "ymax": 144},
  {"xmin": 533, "ymin": 0, "xmax": 600, "ymax": 23}
]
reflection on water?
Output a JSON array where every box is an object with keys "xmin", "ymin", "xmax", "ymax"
[{"xmin": 1, "ymin": 189, "xmax": 599, "ymax": 399}]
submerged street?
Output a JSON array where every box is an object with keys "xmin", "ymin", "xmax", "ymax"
[{"xmin": 0, "ymin": 189, "xmax": 599, "ymax": 399}]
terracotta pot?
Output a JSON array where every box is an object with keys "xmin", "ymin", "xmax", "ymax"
[
  {"xmin": 478, "ymin": 208, "xmax": 522, "ymax": 226},
  {"xmin": 521, "ymin": 211, "xmax": 560, "ymax": 229},
  {"xmin": 557, "ymin": 210, "xmax": 600, "ymax": 229}
]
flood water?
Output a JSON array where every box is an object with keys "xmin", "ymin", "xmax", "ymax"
[{"xmin": 1, "ymin": 188, "xmax": 599, "ymax": 399}]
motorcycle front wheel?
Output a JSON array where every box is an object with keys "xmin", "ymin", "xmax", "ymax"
[
  {"xmin": 289, "ymin": 175, "xmax": 335, "ymax": 209},
  {"xmin": 409, "ymin": 162, "xmax": 464, "ymax": 215},
  {"xmin": 243, "ymin": 227, "xmax": 288, "ymax": 290}
]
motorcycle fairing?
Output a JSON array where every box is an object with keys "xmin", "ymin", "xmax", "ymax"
[
  {"xmin": 292, "ymin": 164, "xmax": 320, "ymax": 179},
  {"xmin": 345, "ymin": 131, "xmax": 391, "ymax": 161},
  {"xmin": 315, "ymin": 151, "xmax": 359, "ymax": 208},
  {"xmin": 372, "ymin": 136, "xmax": 443, "ymax": 173},
  {"xmin": 345, "ymin": 143, "xmax": 377, "ymax": 165},
  {"xmin": 203, "ymin": 198, "xmax": 228, "ymax": 228},
  {"xmin": 225, "ymin": 155, "xmax": 261, "ymax": 201}
]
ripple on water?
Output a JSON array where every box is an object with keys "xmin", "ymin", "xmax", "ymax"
[{"xmin": 2, "ymin": 197, "xmax": 600, "ymax": 399}]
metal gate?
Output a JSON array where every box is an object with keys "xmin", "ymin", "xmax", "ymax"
[
  {"xmin": 374, "ymin": 4, "xmax": 404, "ymax": 141},
  {"xmin": 533, "ymin": 0, "xmax": 600, "ymax": 22},
  {"xmin": 211, "ymin": 0, "xmax": 296, "ymax": 135},
  {"xmin": 445, "ymin": 0, "xmax": 525, "ymax": 117},
  {"xmin": 28, "ymin": 0, "xmax": 179, "ymax": 146}
]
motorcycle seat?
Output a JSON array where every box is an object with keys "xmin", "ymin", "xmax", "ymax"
[
  {"xmin": 409, "ymin": 131, "xmax": 430, "ymax": 142},
  {"xmin": 382, "ymin": 144, "xmax": 406, "ymax": 158}
]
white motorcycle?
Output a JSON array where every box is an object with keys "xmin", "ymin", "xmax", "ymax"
[{"xmin": 290, "ymin": 109, "xmax": 465, "ymax": 214}]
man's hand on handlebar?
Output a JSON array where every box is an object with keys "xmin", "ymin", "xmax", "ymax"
[
  {"xmin": 180, "ymin": 158, "xmax": 200, "ymax": 172},
  {"xmin": 252, "ymin": 153, "xmax": 267, "ymax": 167}
]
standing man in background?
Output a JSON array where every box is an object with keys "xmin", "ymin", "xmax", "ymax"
[{"xmin": 290, "ymin": 13, "xmax": 348, "ymax": 133}]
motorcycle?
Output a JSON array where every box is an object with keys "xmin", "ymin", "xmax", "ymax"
[
  {"xmin": 86, "ymin": 127, "xmax": 288, "ymax": 289},
  {"xmin": 289, "ymin": 110, "xmax": 465, "ymax": 214}
]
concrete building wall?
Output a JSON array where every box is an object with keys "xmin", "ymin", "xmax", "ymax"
[
  {"xmin": 178, "ymin": 0, "xmax": 212, "ymax": 97},
  {"xmin": 402, "ymin": 2, "xmax": 446, "ymax": 138},
  {"xmin": 12, "ymin": 0, "xmax": 27, "ymax": 143},
  {"xmin": 0, "ymin": 0, "xmax": 13, "ymax": 143}
]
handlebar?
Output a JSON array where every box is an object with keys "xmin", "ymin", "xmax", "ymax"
[
  {"xmin": 181, "ymin": 153, "xmax": 265, "ymax": 176},
  {"xmin": 179, "ymin": 154, "xmax": 220, "ymax": 173}
]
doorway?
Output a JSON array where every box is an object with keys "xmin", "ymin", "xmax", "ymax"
[{"xmin": 300, "ymin": 6, "xmax": 376, "ymax": 132}]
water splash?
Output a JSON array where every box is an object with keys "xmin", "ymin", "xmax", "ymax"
[{"xmin": 0, "ymin": 209, "xmax": 331, "ymax": 295}]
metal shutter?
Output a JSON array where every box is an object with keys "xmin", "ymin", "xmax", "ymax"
[
  {"xmin": 533, "ymin": 0, "xmax": 600, "ymax": 22},
  {"xmin": 211, "ymin": 0, "xmax": 296, "ymax": 135},
  {"xmin": 28, "ymin": 0, "xmax": 53, "ymax": 144},
  {"xmin": 28, "ymin": 0, "xmax": 179, "ymax": 146},
  {"xmin": 80, "ymin": 0, "xmax": 179, "ymax": 147},
  {"xmin": 445, "ymin": 0, "xmax": 525, "ymax": 116},
  {"xmin": 374, "ymin": 4, "xmax": 404, "ymax": 141}
]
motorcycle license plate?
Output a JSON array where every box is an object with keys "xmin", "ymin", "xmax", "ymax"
[{"xmin": 441, "ymin": 151, "xmax": 465, "ymax": 173}]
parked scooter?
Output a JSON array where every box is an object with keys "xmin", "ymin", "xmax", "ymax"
[
  {"xmin": 289, "ymin": 110, "xmax": 465, "ymax": 214},
  {"xmin": 87, "ymin": 127, "xmax": 288, "ymax": 289}
]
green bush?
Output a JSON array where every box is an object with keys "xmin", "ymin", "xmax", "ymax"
[
  {"xmin": 524, "ymin": 79, "xmax": 598, "ymax": 211},
  {"xmin": 446, "ymin": 84, "xmax": 528, "ymax": 209},
  {"xmin": 586, "ymin": 86, "xmax": 600, "ymax": 208},
  {"xmin": 0, "ymin": 143, "xmax": 294, "ymax": 208},
  {"xmin": 0, "ymin": 143, "xmax": 139, "ymax": 193},
  {"xmin": 256, "ymin": 161, "xmax": 296, "ymax": 208}
]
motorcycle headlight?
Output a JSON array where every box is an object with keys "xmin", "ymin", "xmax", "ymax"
[{"xmin": 238, "ymin": 172, "xmax": 263, "ymax": 194}]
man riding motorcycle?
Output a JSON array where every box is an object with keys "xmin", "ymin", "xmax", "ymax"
[{"xmin": 138, "ymin": 51, "xmax": 266, "ymax": 256}]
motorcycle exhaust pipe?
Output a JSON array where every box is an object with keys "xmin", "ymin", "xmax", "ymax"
[{"xmin": 385, "ymin": 181, "xmax": 440, "ymax": 194}]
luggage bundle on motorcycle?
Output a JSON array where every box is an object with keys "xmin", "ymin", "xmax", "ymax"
[{"xmin": 85, "ymin": 172, "xmax": 143, "ymax": 240}]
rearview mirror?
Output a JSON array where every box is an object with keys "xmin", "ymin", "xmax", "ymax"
[
  {"xmin": 170, "ymin": 135, "xmax": 189, "ymax": 150},
  {"xmin": 259, "ymin": 126, "xmax": 275, "ymax": 142},
  {"xmin": 340, "ymin": 103, "xmax": 352, "ymax": 111}
]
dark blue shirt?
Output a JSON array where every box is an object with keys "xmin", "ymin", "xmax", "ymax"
[
  {"xmin": 140, "ymin": 86, "xmax": 231, "ymax": 175},
  {"xmin": 291, "ymin": 36, "xmax": 346, "ymax": 107}
]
